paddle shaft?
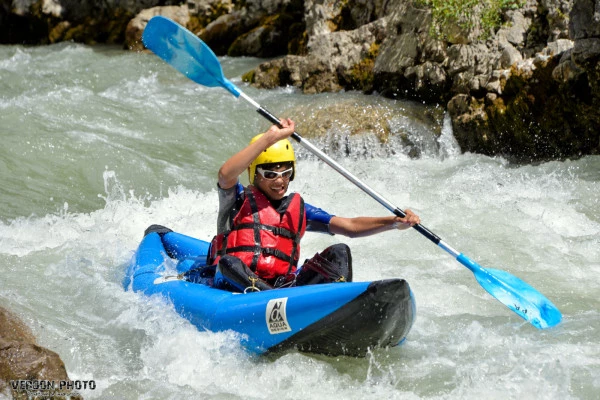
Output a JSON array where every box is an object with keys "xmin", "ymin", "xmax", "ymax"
[
  {"xmin": 239, "ymin": 92, "xmax": 561, "ymax": 329},
  {"xmin": 240, "ymin": 93, "xmax": 459, "ymax": 257},
  {"xmin": 140, "ymin": 15, "xmax": 561, "ymax": 328}
]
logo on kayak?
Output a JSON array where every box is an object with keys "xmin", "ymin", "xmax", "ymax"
[{"xmin": 266, "ymin": 298, "xmax": 291, "ymax": 334}]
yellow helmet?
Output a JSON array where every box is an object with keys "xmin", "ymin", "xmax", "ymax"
[{"xmin": 248, "ymin": 133, "xmax": 296, "ymax": 184}]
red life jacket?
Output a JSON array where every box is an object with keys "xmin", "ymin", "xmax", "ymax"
[{"xmin": 209, "ymin": 186, "xmax": 306, "ymax": 280}]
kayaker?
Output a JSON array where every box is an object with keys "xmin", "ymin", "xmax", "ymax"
[{"xmin": 207, "ymin": 118, "xmax": 420, "ymax": 292}]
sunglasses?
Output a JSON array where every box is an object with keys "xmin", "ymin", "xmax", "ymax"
[{"xmin": 256, "ymin": 166, "xmax": 294, "ymax": 180}]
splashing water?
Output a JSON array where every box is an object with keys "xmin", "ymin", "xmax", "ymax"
[{"xmin": 0, "ymin": 43, "xmax": 599, "ymax": 399}]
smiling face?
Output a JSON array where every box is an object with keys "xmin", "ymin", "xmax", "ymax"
[{"xmin": 253, "ymin": 162, "xmax": 294, "ymax": 201}]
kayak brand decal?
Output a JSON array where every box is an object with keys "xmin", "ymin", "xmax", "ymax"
[{"xmin": 266, "ymin": 298, "xmax": 291, "ymax": 334}]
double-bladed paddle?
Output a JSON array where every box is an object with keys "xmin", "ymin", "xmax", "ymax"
[{"xmin": 141, "ymin": 16, "xmax": 562, "ymax": 329}]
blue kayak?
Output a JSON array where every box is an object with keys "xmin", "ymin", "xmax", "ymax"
[{"xmin": 123, "ymin": 228, "xmax": 416, "ymax": 357}]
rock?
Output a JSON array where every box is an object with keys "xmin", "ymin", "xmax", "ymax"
[
  {"xmin": 3, "ymin": 0, "xmax": 600, "ymax": 161},
  {"xmin": 200, "ymin": 11, "xmax": 259, "ymax": 55},
  {"xmin": 552, "ymin": 54, "xmax": 583, "ymax": 82},
  {"xmin": 196, "ymin": 0, "xmax": 305, "ymax": 56},
  {"xmin": 419, "ymin": 0, "xmax": 599, "ymax": 161},
  {"xmin": 500, "ymin": 11, "xmax": 530, "ymax": 47},
  {"xmin": 246, "ymin": 18, "xmax": 386, "ymax": 93},
  {"xmin": 543, "ymin": 38, "xmax": 575, "ymax": 56},
  {"xmin": 304, "ymin": 0, "xmax": 383, "ymax": 38},
  {"xmin": 227, "ymin": 12, "xmax": 298, "ymax": 57},
  {"xmin": 187, "ymin": 0, "xmax": 234, "ymax": 17},
  {"xmin": 447, "ymin": 94, "xmax": 472, "ymax": 116},
  {"xmin": 287, "ymin": 100, "xmax": 394, "ymax": 142},
  {"xmin": 449, "ymin": 97, "xmax": 491, "ymax": 153},
  {"xmin": 571, "ymin": 37, "xmax": 600, "ymax": 67},
  {"xmin": 0, "ymin": 306, "xmax": 81, "ymax": 399},
  {"xmin": 198, "ymin": 0, "xmax": 600, "ymax": 160},
  {"xmin": 371, "ymin": 2, "xmax": 455, "ymax": 101},
  {"xmin": 572, "ymin": 36, "xmax": 600, "ymax": 100},
  {"xmin": 42, "ymin": 0, "xmax": 63, "ymax": 18},
  {"xmin": 246, "ymin": 54, "xmax": 344, "ymax": 93},
  {"xmin": 1, "ymin": 0, "xmax": 183, "ymax": 45},
  {"xmin": 499, "ymin": 44, "xmax": 524, "ymax": 69},
  {"xmin": 568, "ymin": 0, "xmax": 599, "ymax": 39},
  {"xmin": 282, "ymin": 99, "xmax": 445, "ymax": 159},
  {"xmin": 125, "ymin": 5, "xmax": 191, "ymax": 52}
]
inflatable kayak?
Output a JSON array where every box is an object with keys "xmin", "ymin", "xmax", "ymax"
[{"xmin": 123, "ymin": 227, "xmax": 416, "ymax": 357}]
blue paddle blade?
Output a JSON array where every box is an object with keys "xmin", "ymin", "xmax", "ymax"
[
  {"xmin": 457, "ymin": 254, "xmax": 562, "ymax": 329},
  {"xmin": 142, "ymin": 16, "xmax": 241, "ymax": 97}
]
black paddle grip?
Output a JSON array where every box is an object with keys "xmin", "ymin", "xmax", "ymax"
[
  {"xmin": 393, "ymin": 208, "xmax": 441, "ymax": 245},
  {"xmin": 257, "ymin": 107, "xmax": 302, "ymax": 143},
  {"xmin": 257, "ymin": 107, "xmax": 282, "ymax": 127}
]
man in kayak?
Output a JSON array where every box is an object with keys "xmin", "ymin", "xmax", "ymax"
[{"xmin": 206, "ymin": 118, "xmax": 420, "ymax": 292}]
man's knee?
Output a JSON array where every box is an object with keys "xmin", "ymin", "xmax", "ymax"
[{"xmin": 296, "ymin": 243, "xmax": 353, "ymax": 286}]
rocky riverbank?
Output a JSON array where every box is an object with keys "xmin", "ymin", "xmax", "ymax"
[
  {"xmin": 2, "ymin": 0, "xmax": 599, "ymax": 162},
  {"xmin": 0, "ymin": 306, "xmax": 82, "ymax": 399}
]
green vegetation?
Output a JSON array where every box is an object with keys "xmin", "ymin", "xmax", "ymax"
[
  {"xmin": 345, "ymin": 42, "xmax": 380, "ymax": 91},
  {"xmin": 418, "ymin": 0, "xmax": 525, "ymax": 41}
]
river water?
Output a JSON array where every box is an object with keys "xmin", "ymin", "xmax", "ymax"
[{"xmin": 1, "ymin": 43, "xmax": 599, "ymax": 399}]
